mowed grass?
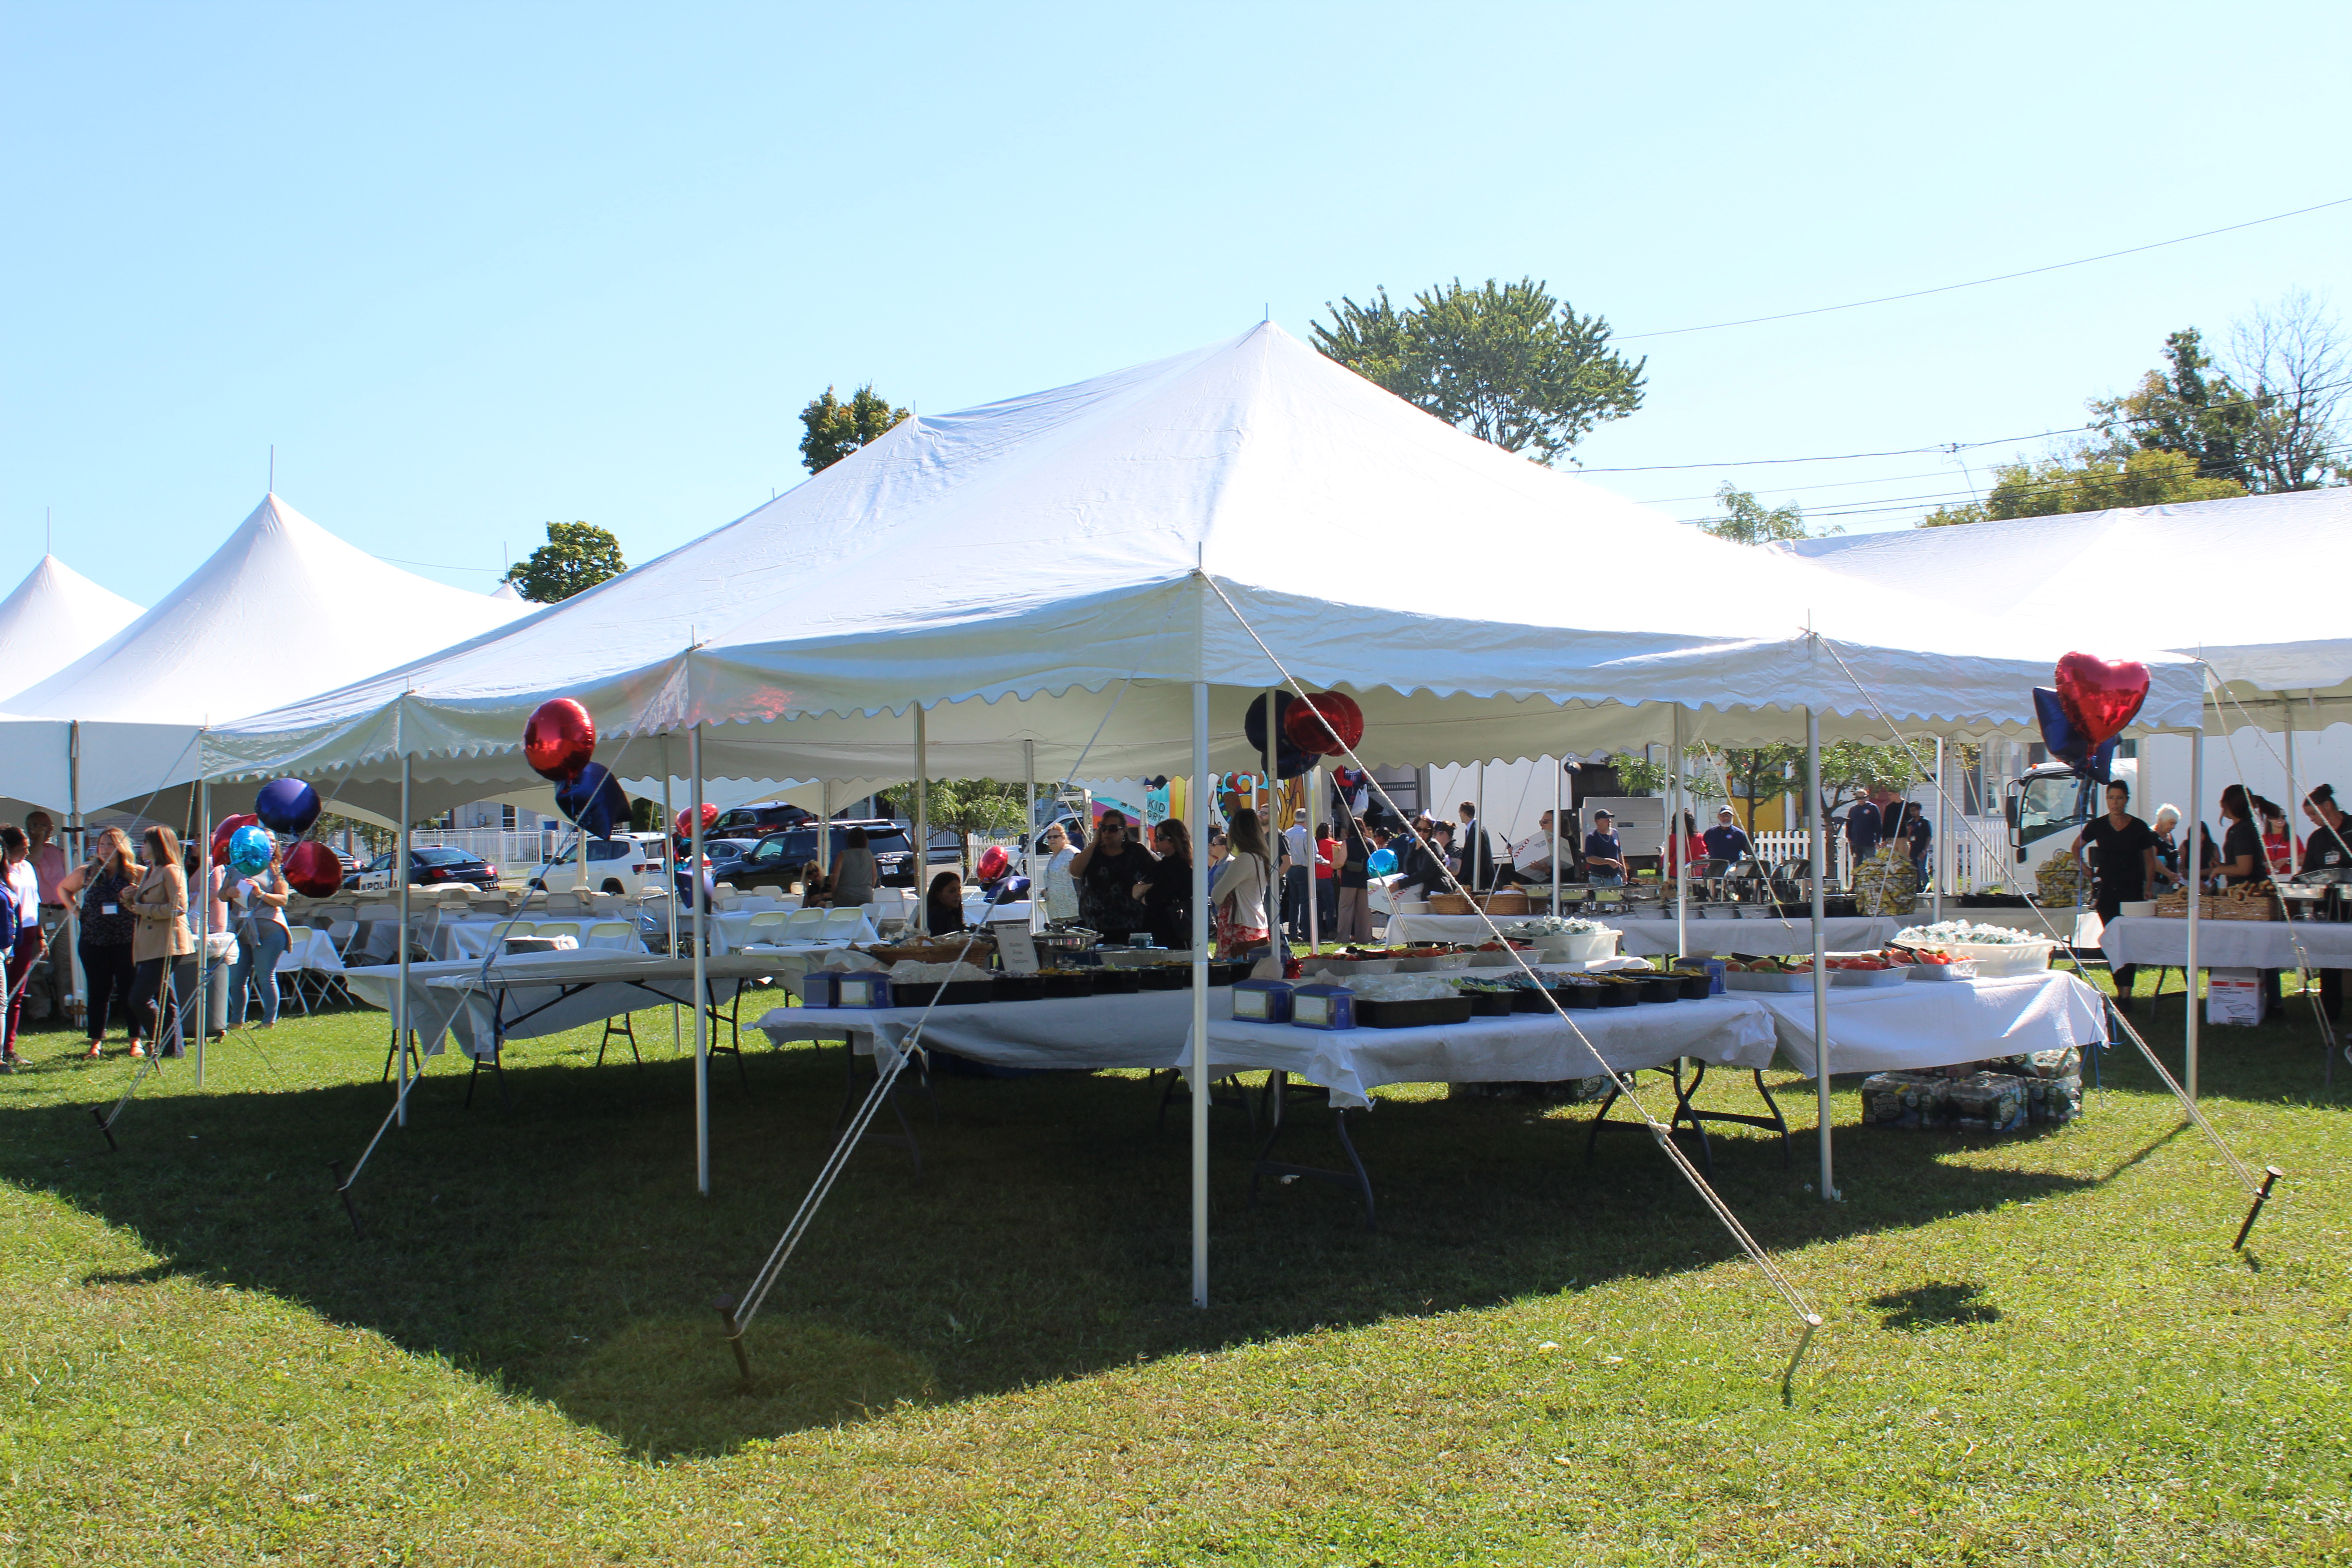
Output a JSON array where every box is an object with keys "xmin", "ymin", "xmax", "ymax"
[{"xmin": 2, "ymin": 967, "xmax": 2348, "ymax": 1565}]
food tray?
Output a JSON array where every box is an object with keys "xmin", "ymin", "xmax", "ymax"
[
  {"xmin": 1903, "ymin": 960, "xmax": 1979, "ymax": 982},
  {"xmin": 1725, "ymin": 970, "xmax": 1813, "ymax": 993},
  {"xmin": 990, "ymin": 975, "xmax": 1046, "ymax": 1004},
  {"xmin": 1133, "ymin": 966, "xmax": 1191, "ymax": 991},
  {"xmin": 1636, "ymin": 975, "xmax": 1684, "ymax": 1004},
  {"xmin": 1088, "ymin": 969, "xmax": 1142, "ymax": 995},
  {"xmin": 1830, "ymin": 967, "xmax": 1909, "ymax": 988},
  {"xmin": 1594, "ymin": 981, "xmax": 1641, "ymax": 1008},
  {"xmin": 1208, "ymin": 961, "xmax": 1255, "ymax": 987},
  {"xmin": 1460, "ymin": 989, "xmax": 1515, "ymax": 1017},
  {"xmin": 1352, "ymin": 995, "xmax": 1474, "ymax": 1029},
  {"xmin": 1512, "ymin": 984, "xmax": 1599, "ymax": 1011},
  {"xmin": 1943, "ymin": 941, "xmax": 2053, "ymax": 976},
  {"xmin": 1032, "ymin": 971, "xmax": 1095, "ymax": 999},
  {"xmin": 1319, "ymin": 955, "xmax": 1401, "ymax": 975},
  {"xmin": 889, "ymin": 980, "xmax": 994, "ymax": 1009}
]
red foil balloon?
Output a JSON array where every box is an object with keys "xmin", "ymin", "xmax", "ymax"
[
  {"xmin": 2054, "ymin": 653, "xmax": 2151, "ymax": 744},
  {"xmin": 211, "ymin": 813, "xmax": 260, "ymax": 862},
  {"xmin": 1283, "ymin": 691, "xmax": 1365, "ymax": 756},
  {"xmin": 283, "ymin": 840, "xmax": 344, "ymax": 899},
  {"xmin": 675, "ymin": 803, "xmax": 718, "ymax": 839},
  {"xmin": 523, "ymin": 697, "xmax": 597, "ymax": 782}
]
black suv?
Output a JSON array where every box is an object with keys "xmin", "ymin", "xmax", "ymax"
[
  {"xmin": 707, "ymin": 800, "xmax": 815, "ymax": 843},
  {"xmin": 719, "ymin": 820, "xmax": 919, "ymax": 891}
]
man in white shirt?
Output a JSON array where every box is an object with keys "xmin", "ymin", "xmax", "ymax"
[
  {"xmin": 1281, "ymin": 810, "xmax": 1311, "ymax": 940},
  {"xmin": 1501, "ymin": 811, "xmax": 1561, "ymax": 885}
]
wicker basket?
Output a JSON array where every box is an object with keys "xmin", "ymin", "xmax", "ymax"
[
  {"xmin": 1427, "ymin": 890, "xmax": 1528, "ymax": 916},
  {"xmin": 2155, "ymin": 884, "xmax": 2282, "ymax": 922},
  {"xmin": 1428, "ymin": 892, "xmax": 1473, "ymax": 915}
]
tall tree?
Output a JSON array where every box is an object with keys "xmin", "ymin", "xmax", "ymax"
[
  {"xmin": 799, "ymin": 383, "xmax": 910, "ymax": 473},
  {"xmin": 1701, "ymin": 483, "xmax": 1814, "ymax": 544},
  {"xmin": 2088, "ymin": 327, "xmax": 2256, "ymax": 486},
  {"xmin": 919, "ymin": 778, "xmax": 1026, "ymax": 874},
  {"xmin": 503, "ymin": 521, "xmax": 626, "ymax": 603},
  {"xmin": 1312, "ymin": 278, "xmax": 1645, "ymax": 464},
  {"xmin": 2229, "ymin": 290, "xmax": 2349, "ymax": 492}
]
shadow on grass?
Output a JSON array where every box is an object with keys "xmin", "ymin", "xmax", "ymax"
[
  {"xmin": 1869, "ymin": 1280, "xmax": 2001, "ymax": 1330},
  {"xmin": 4, "ymin": 1020, "xmax": 2105, "ymax": 1459}
]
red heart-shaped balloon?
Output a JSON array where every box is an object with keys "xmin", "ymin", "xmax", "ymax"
[
  {"xmin": 283, "ymin": 840, "xmax": 344, "ymax": 899},
  {"xmin": 1283, "ymin": 691, "xmax": 1365, "ymax": 756},
  {"xmin": 2054, "ymin": 652, "xmax": 2150, "ymax": 744},
  {"xmin": 523, "ymin": 697, "xmax": 597, "ymax": 783}
]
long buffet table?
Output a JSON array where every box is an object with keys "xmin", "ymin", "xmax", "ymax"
[
  {"xmin": 1758, "ymin": 970, "xmax": 2107, "ymax": 1076},
  {"xmin": 2097, "ymin": 915, "xmax": 2352, "ymax": 972},
  {"xmin": 1382, "ymin": 913, "xmax": 1897, "ymax": 955}
]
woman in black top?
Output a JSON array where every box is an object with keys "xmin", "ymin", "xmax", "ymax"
[
  {"xmin": 1132, "ymin": 820, "xmax": 1194, "ymax": 949},
  {"xmin": 924, "ymin": 871, "xmax": 968, "ymax": 936},
  {"xmin": 1333, "ymin": 820, "xmax": 1372, "ymax": 942},
  {"xmin": 1070, "ymin": 810, "xmax": 1155, "ymax": 938},
  {"xmin": 2075, "ymin": 779, "xmax": 2160, "ymax": 1011},
  {"xmin": 57, "ymin": 827, "xmax": 142, "ymax": 1058},
  {"xmin": 2212, "ymin": 785, "xmax": 2265, "ymax": 888}
]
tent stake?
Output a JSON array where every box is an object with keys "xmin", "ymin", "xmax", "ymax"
[
  {"xmin": 2233, "ymin": 1166, "xmax": 2284, "ymax": 1251},
  {"xmin": 1780, "ymin": 1313, "xmax": 1823, "ymax": 1407},
  {"xmin": 714, "ymin": 1294, "xmax": 752, "ymax": 1387},
  {"xmin": 328, "ymin": 1159, "xmax": 364, "ymax": 1239}
]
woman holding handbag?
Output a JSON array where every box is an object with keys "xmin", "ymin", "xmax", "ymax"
[
  {"xmin": 57, "ymin": 828, "xmax": 141, "ymax": 1058},
  {"xmin": 1212, "ymin": 809, "xmax": 1274, "ymax": 962},
  {"xmin": 227, "ymin": 845, "xmax": 293, "ymax": 1029},
  {"xmin": 129, "ymin": 826, "xmax": 194, "ymax": 1058}
]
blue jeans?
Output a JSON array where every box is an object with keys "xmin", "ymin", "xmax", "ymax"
[
  {"xmin": 228, "ymin": 921, "xmax": 289, "ymax": 1025},
  {"xmin": 1588, "ymin": 872, "xmax": 1626, "ymax": 887}
]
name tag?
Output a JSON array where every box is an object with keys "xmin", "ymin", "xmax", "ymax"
[{"xmin": 101, "ymin": 904, "xmax": 118, "ymax": 915}]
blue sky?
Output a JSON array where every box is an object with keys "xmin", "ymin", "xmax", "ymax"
[{"xmin": 6, "ymin": 1, "xmax": 2349, "ymax": 606}]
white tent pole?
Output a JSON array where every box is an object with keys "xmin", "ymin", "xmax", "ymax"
[
  {"xmin": 1263, "ymin": 689, "xmax": 1280, "ymax": 952},
  {"xmin": 1475, "ymin": 760, "xmax": 1485, "ymax": 890},
  {"xmin": 64, "ymin": 722, "xmax": 82, "ymax": 1025},
  {"xmin": 195, "ymin": 774, "xmax": 211, "ymax": 1090},
  {"xmin": 691, "ymin": 724, "xmax": 709, "ymax": 1191},
  {"xmin": 1808, "ymin": 705, "xmax": 1835, "ymax": 1201},
  {"xmin": 1306, "ymin": 762, "xmax": 1321, "ymax": 953},
  {"xmin": 2186, "ymin": 704, "xmax": 2204, "ymax": 1102},
  {"xmin": 662, "ymin": 737, "xmax": 679, "ymax": 1059},
  {"xmin": 818, "ymin": 781, "xmax": 833, "ymax": 875},
  {"xmin": 2283, "ymin": 696, "xmax": 2298, "ymax": 872},
  {"xmin": 1673, "ymin": 705, "xmax": 1688, "ymax": 960},
  {"xmin": 396, "ymin": 747, "xmax": 412, "ymax": 1127},
  {"xmin": 1551, "ymin": 750, "xmax": 1563, "ymax": 914},
  {"xmin": 914, "ymin": 706, "xmax": 929, "ymax": 936},
  {"xmin": 1023, "ymin": 739, "xmax": 1038, "ymax": 935},
  {"xmin": 1933, "ymin": 736, "xmax": 1946, "ymax": 922},
  {"xmin": 1189, "ymin": 680, "xmax": 1210, "ymax": 1308}
]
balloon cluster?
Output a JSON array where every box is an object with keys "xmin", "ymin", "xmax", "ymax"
[
  {"xmin": 2033, "ymin": 652, "xmax": 2151, "ymax": 783},
  {"xmin": 219, "ymin": 777, "xmax": 342, "ymax": 897},
  {"xmin": 525, "ymin": 696, "xmax": 628, "ymax": 836},
  {"xmin": 1243, "ymin": 690, "xmax": 1365, "ymax": 779}
]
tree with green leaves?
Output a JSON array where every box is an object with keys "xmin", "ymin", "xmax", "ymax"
[
  {"xmin": 1615, "ymin": 739, "xmax": 1961, "ymax": 832},
  {"xmin": 911, "ymin": 778, "xmax": 1027, "ymax": 873},
  {"xmin": 1702, "ymin": 483, "xmax": 1818, "ymax": 544},
  {"xmin": 799, "ymin": 383, "xmax": 910, "ymax": 473},
  {"xmin": 1919, "ymin": 447, "xmax": 2243, "ymax": 527},
  {"xmin": 503, "ymin": 521, "xmax": 626, "ymax": 603},
  {"xmin": 2088, "ymin": 327, "xmax": 2256, "ymax": 487},
  {"xmin": 1312, "ymin": 278, "xmax": 1645, "ymax": 465}
]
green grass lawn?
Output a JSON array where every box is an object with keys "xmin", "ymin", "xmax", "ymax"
[{"xmin": 2, "ymin": 969, "xmax": 2347, "ymax": 1565}]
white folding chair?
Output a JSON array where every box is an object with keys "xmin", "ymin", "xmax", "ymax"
[
  {"xmin": 745, "ymin": 911, "xmax": 791, "ymax": 943},
  {"xmin": 782, "ymin": 907, "xmax": 826, "ymax": 939},
  {"xmin": 584, "ymin": 920, "xmax": 637, "ymax": 950},
  {"xmin": 534, "ymin": 920, "xmax": 582, "ymax": 944},
  {"xmin": 273, "ymin": 945, "xmax": 313, "ymax": 1017},
  {"xmin": 818, "ymin": 906, "xmax": 867, "ymax": 939}
]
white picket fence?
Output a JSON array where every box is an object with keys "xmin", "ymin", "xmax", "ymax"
[
  {"xmin": 410, "ymin": 829, "xmax": 558, "ymax": 870},
  {"xmin": 1736, "ymin": 818, "xmax": 2011, "ymax": 893}
]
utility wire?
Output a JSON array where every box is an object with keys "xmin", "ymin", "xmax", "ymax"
[{"xmin": 1617, "ymin": 196, "xmax": 2352, "ymax": 342}]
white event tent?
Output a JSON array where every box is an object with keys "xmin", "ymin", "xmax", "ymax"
[
  {"xmin": 204, "ymin": 323, "xmax": 2203, "ymax": 1301},
  {"xmin": 0, "ymin": 493, "xmax": 531, "ymax": 826},
  {"xmin": 0, "ymin": 554, "xmax": 144, "ymax": 822}
]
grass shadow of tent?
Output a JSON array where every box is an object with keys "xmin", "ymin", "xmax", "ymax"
[{"xmin": 1, "ymin": 1020, "xmax": 2108, "ymax": 1458}]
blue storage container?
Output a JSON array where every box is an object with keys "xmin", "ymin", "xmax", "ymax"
[
  {"xmin": 1231, "ymin": 978, "xmax": 1294, "ymax": 1023},
  {"xmin": 835, "ymin": 972, "xmax": 893, "ymax": 1009},
  {"xmin": 1289, "ymin": 983, "xmax": 1355, "ymax": 1030}
]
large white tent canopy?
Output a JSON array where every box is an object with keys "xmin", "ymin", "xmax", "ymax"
[
  {"xmin": 1777, "ymin": 490, "xmax": 2352, "ymax": 720},
  {"xmin": 0, "ymin": 494, "xmax": 531, "ymax": 820},
  {"xmin": 0, "ymin": 555, "xmax": 143, "ymax": 697},
  {"xmin": 206, "ymin": 324, "xmax": 2200, "ymax": 803}
]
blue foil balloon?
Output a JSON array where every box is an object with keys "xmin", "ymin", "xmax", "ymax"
[
  {"xmin": 555, "ymin": 761, "xmax": 630, "ymax": 838},
  {"xmin": 2031, "ymin": 686, "xmax": 2089, "ymax": 769},
  {"xmin": 254, "ymin": 777, "xmax": 322, "ymax": 835},
  {"xmin": 228, "ymin": 823, "xmax": 274, "ymax": 878}
]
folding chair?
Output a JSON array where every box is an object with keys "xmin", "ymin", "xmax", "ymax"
[
  {"xmin": 781, "ymin": 907, "xmax": 826, "ymax": 940},
  {"xmin": 744, "ymin": 911, "xmax": 791, "ymax": 945},
  {"xmin": 588, "ymin": 915, "xmax": 646, "ymax": 1068},
  {"xmin": 534, "ymin": 920, "xmax": 582, "ymax": 945},
  {"xmin": 818, "ymin": 906, "xmax": 867, "ymax": 940},
  {"xmin": 273, "ymin": 946, "xmax": 312, "ymax": 1018}
]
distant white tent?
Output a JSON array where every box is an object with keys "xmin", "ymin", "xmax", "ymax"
[
  {"xmin": 0, "ymin": 494, "xmax": 530, "ymax": 818},
  {"xmin": 491, "ymin": 579, "xmax": 526, "ymax": 603},
  {"xmin": 0, "ymin": 555, "xmax": 143, "ymax": 699},
  {"xmin": 1778, "ymin": 490, "xmax": 2352, "ymax": 720}
]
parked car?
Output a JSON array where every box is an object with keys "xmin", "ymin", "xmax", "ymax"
[
  {"xmin": 716, "ymin": 820, "xmax": 920, "ymax": 892},
  {"xmin": 356, "ymin": 846, "xmax": 501, "ymax": 891},
  {"xmin": 527, "ymin": 831, "xmax": 671, "ymax": 895},
  {"xmin": 707, "ymin": 800, "xmax": 815, "ymax": 843}
]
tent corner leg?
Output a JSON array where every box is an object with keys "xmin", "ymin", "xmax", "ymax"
[{"xmin": 2233, "ymin": 1166, "xmax": 2284, "ymax": 1252}]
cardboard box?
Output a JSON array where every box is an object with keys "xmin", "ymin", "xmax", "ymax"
[{"xmin": 2207, "ymin": 968, "xmax": 2264, "ymax": 1027}]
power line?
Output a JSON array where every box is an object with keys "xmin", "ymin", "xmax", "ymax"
[{"xmin": 1617, "ymin": 195, "xmax": 2352, "ymax": 341}]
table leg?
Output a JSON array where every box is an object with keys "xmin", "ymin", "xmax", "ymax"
[{"xmin": 1247, "ymin": 1072, "xmax": 1376, "ymax": 1233}]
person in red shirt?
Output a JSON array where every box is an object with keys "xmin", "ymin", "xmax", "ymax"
[
  {"xmin": 1661, "ymin": 809, "xmax": 1707, "ymax": 879},
  {"xmin": 1313, "ymin": 822, "xmax": 1338, "ymax": 937}
]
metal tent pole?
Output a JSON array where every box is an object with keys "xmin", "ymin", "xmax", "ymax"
[
  {"xmin": 691, "ymin": 725, "xmax": 710, "ymax": 1191},
  {"xmin": 1264, "ymin": 688, "xmax": 1281, "ymax": 954},
  {"xmin": 195, "ymin": 775, "xmax": 211, "ymax": 1089},
  {"xmin": 396, "ymin": 749, "xmax": 412, "ymax": 1127},
  {"xmin": 1808, "ymin": 706, "xmax": 1835, "ymax": 1201},
  {"xmin": 1933, "ymin": 736, "xmax": 1946, "ymax": 922},
  {"xmin": 1551, "ymin": 749, "xmax": 1563, "ymax": 914},
  {"xmin": 1305, "ymin": 762, "xmax": 1321, "ymax": 953},
  {"xmin": 1673, "ymin": 706, "xmax": 1688, "ymax": 960},
  {"xmin": 662, "ymin": 738, "xmax": 679, "ymax": 1057},
  {"xmin": 1023, "ymin": 740, "xmax": 1038, "ymax": 934},
  {"xmin": 1189, "ymin": 681, "xmax": 1211, "ymax": 1308},
  {"xmin": 65, "ymin": 722, "xmax": 82, "ymax": 1025},
  {"xmin": 2186, "ymin": 705, "xmax": 2204, "ymax": 1102},
  {"xmin": 914, "ymin": 706, "xmax": 929, "ymax": 936}
]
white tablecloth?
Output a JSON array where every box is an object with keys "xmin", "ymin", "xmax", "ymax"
[
  {"xmin": 282, "ymin": 926, "xmax": 344, "ymax": 974},
  {"xmin": 2097, "ymin": 916, "xmax": 2352, "ymax": 971},
  {"xmin": 760, "ymin": 988, "xmax": 1218, "ymax": 1071},
  {"xmin": 349, "ymin": 952, "xmax": 768, "ymax": 1058},
  {"xmin": 1757, "ymin": 970, "xmax": 2107, "ymax": 1077},
  {"xmin": 1187, "ymin": 996, "xmax": 1778, "ymax": 1110},
  {"xmin": 435, "ymin": 916, "xmax": 644, "ymax": 961},
  {"xmin": 707, "ymin": 908, "xmax": 879, "ymax": 954},
  {"xmin": 1382, "ymin": 913, "xmax": 1896, "ymax": 956}
]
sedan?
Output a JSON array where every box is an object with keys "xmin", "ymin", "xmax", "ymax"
[{"xmin": 357, "ymin": 847, "xmax": 502, "ymax": 891}]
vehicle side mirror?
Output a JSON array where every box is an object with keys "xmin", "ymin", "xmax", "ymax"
[{"xmin": 2003, "ymin": 792, "xmax": 2019, "ymax": 830}]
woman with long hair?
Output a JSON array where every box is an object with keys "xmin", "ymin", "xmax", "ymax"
[
  {"xmin": 1134, "ymin": 819, "xmax": 1194, "ymax": 948},
  {"xmin": 2213, "ymin": 785, "xmax": 2266, "ymax": 887},
  {"xmin": 129, "ymin": 825, "xmax": 194, "ymax": 1058},
  {"xmin": 1213, "ymin": 808, "xmax": 1273, "ymax": 960},
  {"xmin": 924, "ymin": 870, "xmax": 967, "ymax": 936},
  {"xmin": 2258, "ymin": 795, "xmax": 2298, "ymax": 876},
  {"xmin": 1333, "ymin": 815, "xmax": 1374, "ymax": 943},
  {"xmin": 830, "ymin": 825, "xmax": 877, "ymax": 909},
  {"xmin": 798, "ymin": 860, "xmax": 830, "ymax": 908},
  {"xmin": 1038, "ymin": 821, "xmax": 1081, "ymax": 923},
  {"xmin": 57, "ymin": 828, "xmax": 141, "ymax": 1058}
]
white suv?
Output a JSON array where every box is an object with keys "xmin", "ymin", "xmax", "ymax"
[{"xmin": 528, "ymin": 832, "xmax": 672, "ymax": 896}]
